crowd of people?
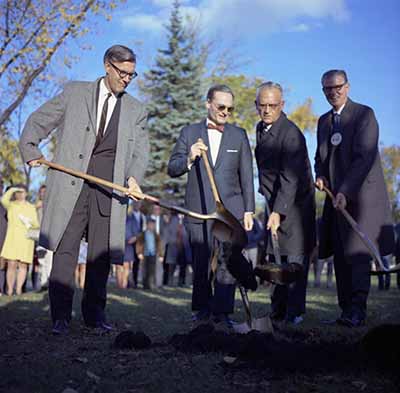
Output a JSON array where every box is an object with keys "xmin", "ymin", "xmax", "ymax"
[{"xmin": 1, "ymin": 44, "xmax": 398, "ymax": 335}]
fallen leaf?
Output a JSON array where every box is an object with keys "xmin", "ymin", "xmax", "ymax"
[
  {"xmin": 223, "ymin": 356, "xmax": 237, "ymax": 364},
  {"xmin": 86, "ymin": 370, "xmax": 100, "ymax": 383}
]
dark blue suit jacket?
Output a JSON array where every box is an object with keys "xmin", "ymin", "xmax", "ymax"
[{"xmin": 168, "ymin": 119, "xmax": 255, "ymax": 224}]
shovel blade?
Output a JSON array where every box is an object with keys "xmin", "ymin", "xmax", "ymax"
[{"xmin": 233, "ymin": 316, "xmax": 274, "ymax": 334}]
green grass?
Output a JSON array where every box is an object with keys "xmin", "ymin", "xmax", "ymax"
[{"xmin": 1, "ymin": 277, "xmax": 399, "ymax": 393}]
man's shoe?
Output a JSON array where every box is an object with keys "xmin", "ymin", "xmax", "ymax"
[
  {"xmin": 212, "ymin": 313, "xmax": 235, "ymax": 330},
  {"xmin": 191, "ymin": 309, "xmax": 210, "ymax": 323},
  {"xmin": 286, "ymin": 315, "xmax": 304, "ymax": 325},
  {"xmin": 52, "ymin": 320, "xmax": 69, "ymax": 335},
  {"xmin": 340, "ymin": 316, "xmax": 366, "ymax": 328}
]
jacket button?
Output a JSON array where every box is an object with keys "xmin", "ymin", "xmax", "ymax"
[
  {"xmin": 86, "ymin": 126, "xmax": 90, "ymax": 132},
  {"xmin": 71, "ymin": 181, "xmax": 76, "ymax": 186},
  {"xmin": 79, "ymin": 154, "xmax": 83, "ymax": 159}
]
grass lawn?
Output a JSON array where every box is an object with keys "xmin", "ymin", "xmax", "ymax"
[{"xmin": 1, "ymin": 276, "xmax": 399, "ymax": 393}]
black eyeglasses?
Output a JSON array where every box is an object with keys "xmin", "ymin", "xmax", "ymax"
[
  {"xmin": 108, "ymin": 61, "xmax": 138, "ymax": 80},
  {"xmin": 322, "ymin": 82, "xmax": 347, "ymax": 93},
  {"xmin": 215, "ymin": 104, "xmax": 235, "ymax": 113}
]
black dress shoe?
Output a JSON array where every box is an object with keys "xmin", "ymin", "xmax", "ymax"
[
  {"xmin": 86, "ymin": 320, "xmax": 113, "ymax": 332},
  {"xmin": 340, "ymin": 316, "xmax": 366, "ymax": 328},
  {"xmin": 52, "ymin": 320, "xmax": 69, "ymax": 335}
]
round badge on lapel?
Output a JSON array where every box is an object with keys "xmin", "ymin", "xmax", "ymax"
[{"xmin": 331, "ymin": 132, "xmax": 342, "ymax": 146}]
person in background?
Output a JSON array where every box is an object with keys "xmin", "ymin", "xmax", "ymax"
[
  {"xmin": 1, "ymin": 185, "xmax": 39, "ymax": 296},
  {"xmin": 136, "ymin": 218, "xmax": 163, "ymax": 290},
  {"xmin": 163, "ymin": 213, "xmax": 192, "ymax": 287},
  {"xmin": 75, "ymin": 239, "xmax": 87, "ymax": 289},
  {"xmin": 0, "ymin": 178, "xmax": 7, "ymax": 295},
  {"xmin": 35, "ymin": 184, "xmax": 53, "ymax": 291}
]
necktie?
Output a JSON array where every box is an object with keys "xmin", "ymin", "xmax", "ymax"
[
  {"xmin": 332, "ymin": 113, "xmax": 341, "ymax": 134},
  {"xmin": 98, "ymin": 93, "xmax": 112, "ymax": 139},
  {"xmin": 207, "ymin": 123, "xmax": 224, "ymax": 132}
]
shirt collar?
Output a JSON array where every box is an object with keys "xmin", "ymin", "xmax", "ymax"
[
  {"xmin": 100, "ymin": 78, "xmax": 115, "ymax": 98},
  {"xmin": 333, "ymin": 101, "xmax": 346, "ymax": 115}
]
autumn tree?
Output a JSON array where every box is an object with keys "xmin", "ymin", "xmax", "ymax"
[
  {"xmin": 381, "ymin": 145, "xmax": 400, "ymax": 221},
  {"xmin": 0, "ymin": 0, "xmax": 122, "ymax": 187}
]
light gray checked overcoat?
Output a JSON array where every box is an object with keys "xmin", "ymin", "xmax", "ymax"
[{"xmin": 19, "ymin": 78, "xmax": 149, "ymax": 264}]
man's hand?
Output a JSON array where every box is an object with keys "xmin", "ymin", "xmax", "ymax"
[
  {"xmin": 127, "ymin": 236, "xmax": 137, "ymax": 245},
  {"xmin": 267, "ymin": 212, "xmax": 280, "ymax": 236},
  {"xmin": 28, "ymin": 157, "xmax": 44, "ymax": 167},
  {"xmin": 126, "ymin": 177, "xmax": 143, "ymax": 200},
  {"xmin": 243, "ymin": 212, "xmax": 254, "ymax": 231},
  {"xmin": 315, "ymin": 176, "xmax": 329, "ymax": 191},
  {"xmin": 333, "ymin": 192, "xmax": 347, "ymax": 210},
  {"xmin": 188, "ymin": 140, "xmax": 208, "ymax": 164}
]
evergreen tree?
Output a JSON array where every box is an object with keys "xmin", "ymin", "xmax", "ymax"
[{"xmin": 140, "ymin": 0, "xmax": 206, "ymax": 202}]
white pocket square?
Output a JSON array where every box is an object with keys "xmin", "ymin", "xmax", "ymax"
[{"xmin": 227, "ymin": 149, "xmax": 238, "ymax": 153}]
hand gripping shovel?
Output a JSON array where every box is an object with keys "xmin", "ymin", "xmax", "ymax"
[
  {"xmin": 37, "ymin": 159, "xmax": 247, "ymax": 247},
  {"xmin": 197, "ymin": 143, "xmax": 272, "ymax": 334},
  {"xmin": 317, "ymin": 184, "xmax": 400, "ymax": 275}
]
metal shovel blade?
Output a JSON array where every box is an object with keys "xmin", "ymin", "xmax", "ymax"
[{"xmin": 234, "ymin": 315, "xmax": 274, "ymax": 334}]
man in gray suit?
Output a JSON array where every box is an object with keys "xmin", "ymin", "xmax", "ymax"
[
  {"xmin": 315, "ymin": 69, "xmax": 394, "ymax": 327},
  {"xmin": 19, "ymin": 45, "xmax": 149, "ymax": 334},
  {"xmin": 168, "ymin": 84, "xmax": 255, "ymax": 328}
]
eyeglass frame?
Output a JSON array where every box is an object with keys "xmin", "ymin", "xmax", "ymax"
[
  {"xmin": 322, "ymin": 82, "xmax": 347, "ymax": 94},
  {"xmin": 208, "ymin": 100, "xmax": 235, "ymax": 114},
  {"xmin": 108, "ymin": 61, "xmax": 138, "ymax": 80}
]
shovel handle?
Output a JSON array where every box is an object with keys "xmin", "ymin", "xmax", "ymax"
[
  {"xmin": 38, "ymin": 158, "xmax": 158, "ymax": 202},
  {"xmin": 315, "ymin": 182, "xmax": 386, "ymax": 271},
  {"xmin": 198, "ymin": 138, "xmax": 221, "ymax": 203}
]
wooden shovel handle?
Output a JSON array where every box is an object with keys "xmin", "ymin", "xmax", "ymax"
[
  {"xmin": 38, "ymin": 158, "xmax": 159, "ymax": 204},
  {"xmin": 198, "ymin": 138, "xmax": 221, "ymax": 203}
]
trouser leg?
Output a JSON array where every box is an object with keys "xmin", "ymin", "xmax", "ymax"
[
  {"xmin": 286, "ymin": 255, "xmax": 309, "ymax": 318},
  {"xmin": 350, "ymin": 254, "xmax": 371, "ymax": 320},
  {"xmin": 50, "ymin": 185, "xmax": 89, "ymax": 322},
  {"xmin": 81, "ymin": 187, "xmax": 111, "ymax": 326}
]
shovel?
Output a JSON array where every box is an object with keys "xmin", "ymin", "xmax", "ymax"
[
  {"xmin": 197, "ymin": 143, "xmax": 272, "ymax": 334},
  {"xmin": 317, "ymin": 184, "xmax": 400, "ymax": 275},
  {"xmin": 36, "ymin": 158, "xmax": 246, "ymax": 247}
]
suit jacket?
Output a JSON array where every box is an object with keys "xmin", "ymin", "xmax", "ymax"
[
  {"xmin": 19, "ymin": 78, "xmax": 149, "ymax": 264},
  {"xmin": 164, "ymin": 214, "xmax": 192, "ymax": 264},
  {"xmin": 168, "ymin": 119, "xmax": 255, "ymax": 224},
  {"xmin": 255, "ymin": 113, "xmax": 316, "ymax": 256},
  {"xmin": 315, "ymin": 98, "xmax": 394, "ymax": 258}
]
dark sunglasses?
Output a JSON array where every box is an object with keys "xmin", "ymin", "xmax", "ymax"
[
  {"xmin": 322, "ymin": 82, "xmax": 347, "ymax": 93},
  {"xmin": 215, "ymin": 104, "xmax": 235, "ymax": 113}
]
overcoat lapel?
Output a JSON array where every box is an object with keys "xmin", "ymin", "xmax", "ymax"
[{"xmin": 84, "ymin": 77, "xmax": 102, "ymax": 136}]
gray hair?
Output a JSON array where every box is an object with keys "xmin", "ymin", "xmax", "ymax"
[
  {"xmin": 206, "ymin": 84, "xmax": 235, "ymax": 101},
  {"xmin": 321, "ymin": 69, "xmax": 348, "ymax": 84},
  {"xmin": 256, "ymin": 81, "xmax": 283, "ymax": 102},
  {"xmin": 103, "ymin": 45, "xmax": 136, "ymax": 64}
]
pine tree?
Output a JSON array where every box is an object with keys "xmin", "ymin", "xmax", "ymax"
[{"xmin": 140, "ymin": 0, "xmax": 206, "ymax": 202}]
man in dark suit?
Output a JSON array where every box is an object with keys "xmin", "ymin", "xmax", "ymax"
[
  {"xmin": 315, "ymin": 69, "xmax": 394, "ymax": 327},
  {"xmin": 168, "ymin": 84, "xmax": 255, "ymax": 328},
  {"xmin": 19, "ymin": 45, "xmax": 149, "ymax": 334},
  {"xmin": 254, "ymin": 82, "xmax": 316, "ymax": 324}
]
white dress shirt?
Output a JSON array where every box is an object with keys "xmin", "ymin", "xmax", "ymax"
[
  {"xmin": 96, "ymin": 78, "xmax": 118, "ymax": 135},
  {"xmin": 206, "ymin": 119, "xmax": 223, "ymax": 166}
]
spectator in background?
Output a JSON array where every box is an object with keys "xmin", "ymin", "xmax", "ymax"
[
  {"xmin": 244, "ymin": 212, "xmax": 264, "ymax": 269},
  {"xmin": 149, "ymin": 205, "xmax": 168, "ymax": 287},
  {"xmin": 1, "ymin": 185, "xmax": 39, "ymax": 296},
  {"xmin": 35, "ymin": 185, "xmax": 53, "ymax": 291},
  {"xmin": 0, "ymin": 178, "xmax": 7, "ymax": 295},
  {"xmin": 75, "ymin": 239, "xmax": 87, "ymax": 289},
  {"xmin": 117, "ymin": 201, "xmax": 145, "ymax": 289},
  {"xmin": 163, "ymin": 213, "xmax": 192, "ymax": 287},
  {"xmin": 394, "ymin": 223, "xmax": 400, "ymax": 290},
  {"xmin": 136, "ymin": 218, "xmax": 163, "ymax": 290}
]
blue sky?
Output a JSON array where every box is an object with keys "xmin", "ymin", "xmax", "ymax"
[{"xmin": 62, "ymin": 0, "xmax": 399, "ymax": 152}]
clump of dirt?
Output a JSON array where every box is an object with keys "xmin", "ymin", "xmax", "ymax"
[
  {"xmin": 114, "ymin": 330, "xmax": 152, "ymax": 350},
  {"xmin": 169, "ymin": 323, "xmax": 395, "ymax": 374}
]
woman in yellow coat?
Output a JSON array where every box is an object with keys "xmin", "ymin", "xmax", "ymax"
[{"xmin": 1, "ymin": 185, "xmax": 39, "ymax": 295}]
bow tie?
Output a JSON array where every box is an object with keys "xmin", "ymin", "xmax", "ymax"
[{"xmin": 207, "ymin": 123, "xmax": 224, "ymax": 132}]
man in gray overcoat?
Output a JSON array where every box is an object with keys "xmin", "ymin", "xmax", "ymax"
[
  {"xmin": 19, "ymin": 45, "xmax": 149, "ymax": 334},
  {"xmin": 315, "ymin": 69, "xmax": 394, "ymax": 327},
  {"xmin": 254, "ymin": 82, "xmax": 316, "ymax": 324}
]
